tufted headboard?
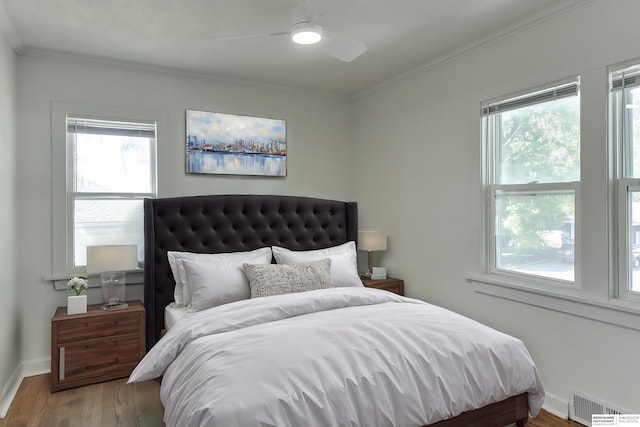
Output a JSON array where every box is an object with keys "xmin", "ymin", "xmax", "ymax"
[{"xmin": 143, "ymin": 194, "xmax": 358, "ymax": 349}]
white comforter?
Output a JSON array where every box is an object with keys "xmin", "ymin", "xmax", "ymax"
[{"xmin": 129, "ymin": 287, "xmax": 544, "ymax": 427}]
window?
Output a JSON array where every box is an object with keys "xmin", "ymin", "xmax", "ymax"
[
  {"xmin": 611, "ymin": 60, "xmax": 640, "ymax": 301},
  {"xmin": 482, "ymin": 78, "xmax": 580, "ymax": 285},
  {"xmin": 65, "ymin": 116, "xmax": 157, "ymax": 271}
]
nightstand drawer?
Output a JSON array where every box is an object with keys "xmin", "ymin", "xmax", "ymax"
[
  {"xmin": 51, "ymin": 301, "xmax": 145, "ymax": 392},
  {"xmin": 57, "ymin": 313, "xmax": 141, "ymax": 343},
  {"xmin": 361, "ymin": 277, "xmax": 404, "ymax": 296},
  {"xmin": 59, "ymin": 334, "xmax": 142, "ymax": 382}
]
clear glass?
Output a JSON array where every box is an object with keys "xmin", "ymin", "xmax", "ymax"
[
  {"xmin": 100, "ymin": 271, "xmax": 128, "ymax": 309},
  {"xmin": 625, "ymin": 87, "xmax": 640, "ymax": 178},
  {"xmin": 496, "ymin": 96, "xmax": 580, "ymax": 184},
  {"xmin": 629, "ymin": 190, "xmax": 640, "ymax": 293},
  {"xmin": 495, "ymin": 191, "xmax": 575, "ymax": 281},
  {"xmin": 73, "ymin": 199, "xmax": 144, "ymax": 267},
  {"xmin": 74, "ymin": 133, "xmax": 153, "ymax": 193}
]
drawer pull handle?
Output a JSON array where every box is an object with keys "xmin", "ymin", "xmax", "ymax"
[{"xmin": 59, "ymin": 347, "xmax": 65, "ymax": 380}]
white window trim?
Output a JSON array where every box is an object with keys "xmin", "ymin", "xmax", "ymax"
[
  {"xmin": 611, "ymin": 58, "xmax": 640, "ymax": 303},
  {"xmin": 616, "ymin": 181, "xmax": 640, "ymax": 303},
  {"xmin": 466, "ymin": 271, "xmax": 640, "ymax": 332},
  {"xmin": 469, "ymin": 48, "xmax": 640, "ymax": 328},
  {"xmin": 48, "ymin": 101, "xmax": 168, "ymax": 288},
  {"xmin": 482, "ymin": 77, "xmax": 581, "ymax": 289},
  {"xmin": 488, "ymin": 182, "xmax": 581, "ymax": 288}
]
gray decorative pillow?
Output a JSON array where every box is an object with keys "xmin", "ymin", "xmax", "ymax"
[{"xmin": 243, "ymin": 258, "xmax": 333, "ymax": 298}]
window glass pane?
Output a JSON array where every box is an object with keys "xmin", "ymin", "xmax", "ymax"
[
  {"xmin": 629, "ymin": 191, "xmax": 640, "ymax": 293},
  {"xmin": 495, "ymin": 191, "xmax": 575, "ymax": 281},
  {"xmin": 74, "ymin": 133, "xmax": 153, "ymax": 193},
  {"xmin": 496, "ymin": 96, "xmax": 580, "ymax": 184},
  {"xmin": 626, "ymin": 87, "xmax": 640, "ymax": 178},
  {"xmin": 73, "ymin": 199, "xmax": 144, "ymax": 267}
]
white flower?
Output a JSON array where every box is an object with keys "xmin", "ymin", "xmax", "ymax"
[{"xmin": 67, "ymin": 276, "xmax": 88, "ymax": 296}]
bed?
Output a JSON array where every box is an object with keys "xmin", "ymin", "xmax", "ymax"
[{"xmin": 130, "ymin": 194, "xmax": 543, "ymax": 427}]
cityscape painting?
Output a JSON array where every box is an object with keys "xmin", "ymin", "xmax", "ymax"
[{"xmin": 186, "ymin": 110, "xmax": 287, "ymax": 177}]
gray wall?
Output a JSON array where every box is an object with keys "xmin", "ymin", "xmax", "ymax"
[
  {"xmin": 6, "ymin": 0, "xmax": 640, "ymax": 419},
  {"xmin": 353, "ymin": 0, "xmax": 640, "ymax": 414},
  {"xmin": 15, "ymin": 54, "xmax": 354, "ymax": 374},
  {"xmin": 0, "ymin": 29, "xmax": 19, "ymax": 415}
]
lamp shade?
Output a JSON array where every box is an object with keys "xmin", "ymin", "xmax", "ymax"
[
  {"xmin": 358, "ymin": 231, "xmax": 387, "ymax": 252},
  {"xmin": 86, "ymin": 245, "xmax": 138, "ymax": 273}
]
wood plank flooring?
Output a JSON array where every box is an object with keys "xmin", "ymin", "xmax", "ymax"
[
  {"xmin": 0, "ymin": 374, "xmax": 163, "ymax": 427},
  {"xmin": 1, "ymin": 374, "xmax": 584, "ymax": 427}
]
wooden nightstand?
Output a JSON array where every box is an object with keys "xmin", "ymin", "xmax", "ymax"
[
  {"xmin": 50, "ymin": 301, "xmax": 145, "ymax": 392},
  {"xmin": 361, "ymin": 276, "xmax": 404, "ymax": 296}
]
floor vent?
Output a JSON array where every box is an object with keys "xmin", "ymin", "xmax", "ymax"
[{"xmin": 569, "ymin": 389, "xmax": 627, "ymax": 426}]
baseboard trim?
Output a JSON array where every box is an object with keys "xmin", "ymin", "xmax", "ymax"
[
  {"xmin": 0, "ymin": 365, "xmax": 22, "ymax": 418},
  {"xmin": 22, "ymin": 357, "xmax": 50, "ymax": 378},
  {"xmin": 0, "ymin": 357, "xmax": 50, "ymax": 418},
  {"xmin": 542, "ymin": 392, "xmax": 569, "ymax": 419}
]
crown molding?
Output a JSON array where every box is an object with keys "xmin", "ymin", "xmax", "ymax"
[
  {"xmin": 0, "ymin": 1, "xmax": 23, "ymax": 50},
  {"xmin": 16, "ymin": 46, "xmax": 349, "ymax": 101},
  {"xmin": 353, "ymin": 0, "xmax": 596, "ymax": 101},
  {"xmin": 11, "ymin": 0, "xmax": 595, "ymax": 101}
]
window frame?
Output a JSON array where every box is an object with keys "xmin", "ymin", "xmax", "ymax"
[
  {"xmin": 50, "ymin": 102, "xmax": 166, "ymax": 286},
  {"xmin": 66, "ymin": 116, "xmax": 157, "ymax": 270},
  {"xmin": 482, "ymin": 77, "xmax": 581, "ymax": 288},
  {"xmin": 469, "ymin": 62, "xmax": 640, "ymax": 332},
  {"xmin": 611, "ymin": 59, "xmax": 640, "ymax": 303}
]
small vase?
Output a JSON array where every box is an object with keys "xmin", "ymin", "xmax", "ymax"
[{"xmin": 67, "ymin": 294, "xmax": 87, "ymax": 315}]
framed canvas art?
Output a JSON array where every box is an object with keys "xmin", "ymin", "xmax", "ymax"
[{"xmin": 186, "ymin": 110, "xmax": 287, "ymax": 177}]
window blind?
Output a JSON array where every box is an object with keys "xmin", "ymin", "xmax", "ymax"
[
  {"xmin": 610, "ymin": 64, "xmax": 640, "ymax": 92},
  {"xmin": 67, "ymin": 117, "xmax": 156, "ymax": 138},
  {"xmin": 482, "ymin": 80, "xmax": 579, "ymax": 116}
]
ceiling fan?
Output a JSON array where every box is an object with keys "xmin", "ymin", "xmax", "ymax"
[{"xmin": 212, "ymin": 0, "xmax": 367, "ymax": 62}]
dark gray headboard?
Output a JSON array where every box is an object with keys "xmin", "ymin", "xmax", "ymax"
[{"xmin": 143, "ymin": 194, "xmax": 358, "ymax": 349}]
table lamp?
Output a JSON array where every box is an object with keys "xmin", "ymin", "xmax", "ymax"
[
  {"xmin": 358, "ymin": 231, "xmax": 388, "ymax": 279},
  {"xmin": 86, "ymin": 244, "xmax": 138, "ymax": 310}
]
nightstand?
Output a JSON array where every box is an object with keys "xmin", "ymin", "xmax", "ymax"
[
  {"xmin": 50, "ymin": 300, "xmax": 145, "ymax": 392},
  {"xmin": 361, "ymin": 276, "xmax": 404, "ymax": 296}
]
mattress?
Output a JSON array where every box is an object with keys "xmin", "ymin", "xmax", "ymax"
[{"xmin": 164, "ymin": 303, "xmax": 193, "ymax": 330}]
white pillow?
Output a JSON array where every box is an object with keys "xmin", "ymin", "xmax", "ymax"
[
  {"xmin": 271, "ymin": 241, "xmax": 362, "ymax": 288},
  {"xmin": 243, "ymin": 258, "xmax": 333, "ymax": 298},
  {"xmin": 167, "ymin": 247, "xmax": 272, "ymax": 307}
]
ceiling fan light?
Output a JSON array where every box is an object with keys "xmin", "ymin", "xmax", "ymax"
[{"xmin": 291, "ymin": 24, "xmax": 323, "ymax": 45}]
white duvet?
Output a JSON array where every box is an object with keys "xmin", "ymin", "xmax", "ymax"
[{"xmin": 129, "ymin": 287, "xmax": 544, "ymax": 427}]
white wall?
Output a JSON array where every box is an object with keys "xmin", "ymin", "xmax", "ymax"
[
  {"xmin": 353, "ymin": 0, "xmax": 640, "ymax": 415},
  {"xmin": 0, "ymin": 28, "xmax": 20, "ymax": 415},
  {"xmin": 15, "ymin": 55, "xmax": 354, "ymax": 372}
]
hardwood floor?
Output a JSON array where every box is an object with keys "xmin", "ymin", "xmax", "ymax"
[
  {"xmin": 0, "ymin": 374, "xmax": 163, "ymax": 427},
  {"xmin": 527, "ymin": 411, "xmax": 585, "ymax": 427},
  {"xmin": 1, "ymin": 374, "xmax": 585, "ymax": 427}
]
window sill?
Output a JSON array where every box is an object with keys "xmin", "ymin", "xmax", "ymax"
[
  {"xmin": 45, "ymin": 270, "xmax": 144, "ymax": 291},
  {"xmin": 466, "ymin": 272, "xmax": 640, "ymax": 332}
]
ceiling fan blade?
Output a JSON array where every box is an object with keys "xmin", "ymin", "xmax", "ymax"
[{"xmin": 320, "ymin": 29, "xmax": 367, "ymax": 62}]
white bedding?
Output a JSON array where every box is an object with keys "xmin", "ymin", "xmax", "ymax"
[
  {"xmin": 130, "ymin": 287, "xmax": 544, "ymax": 427},
  {"xmin": 164, "ymin": 303, "xmax": 193, "ymax": 330}
]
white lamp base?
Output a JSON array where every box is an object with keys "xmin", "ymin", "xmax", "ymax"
[
  {"xmin": 100, "ymin": 302, "xmax": 128, "ymax": 311},
  {"xmin": 100, "ymin": 271, "xmax": 127, "ymax": 310},
  {"xmin": 363, "ymin": 267, "xmax": 387, "ymax": 280}
]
